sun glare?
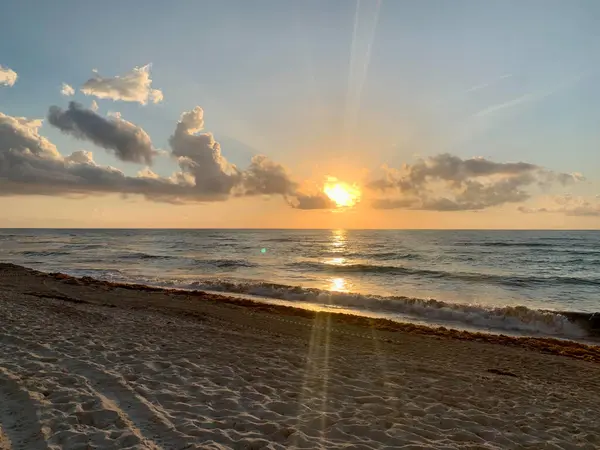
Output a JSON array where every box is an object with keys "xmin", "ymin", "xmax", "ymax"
[{"xmin": 323, "ymin": 179, "xmax": 361, "ymax": 208}]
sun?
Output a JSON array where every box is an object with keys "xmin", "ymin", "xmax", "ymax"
[{"xmin": 323, "ymin": 178, "xmax": 361, "ymax": 208}]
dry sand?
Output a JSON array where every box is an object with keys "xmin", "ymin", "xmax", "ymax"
[{"xmin": 0, "ymin": 263, "xmax": 599, "ymax": 449}]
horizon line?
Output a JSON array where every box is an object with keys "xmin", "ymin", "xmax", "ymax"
[{"xmin": 1, "ymin": 227, "xmax": 599, "ymax": 232}]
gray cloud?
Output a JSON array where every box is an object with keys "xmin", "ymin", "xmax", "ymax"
[
  {"xmin": 168, "ymin": 107, "xmax": 302, "ymax": 198},
  {"xmin": 368, "ymin": 153, "xmax": 581, "ymax": 211},
  {"xmin": 0, "ymin": 147, "xmax": 209, "ymax": 202},
  {"xmin": 288, "ymin": 193, "xmax": 337, "ymax": 210},
  {"xmin": 0, "ymin": 107, "xmax": 320, "ymax": 207},
  {"xmin": 0, "ymin": 65, "xmax": 17, "ymax": 87},
  {"xmin": 0, "ymin": 110, "xmax": 192, "ymax": 200},
  {"xmin": 240, "ymin": 155, "xmax": 298, "ymax": 196},
  {"xmin": 80, "ymin": 65, "xmax": 163, "ymax": 105},
  {"xmin": 48, "ymin": 102, "xmax": 157, "ymax": 165},
  {"xmin": 518, "ymin": 195, "xmax": 600, "ymax": 217},
  {"xmin": 0, "ymin": 109, "xmax": 587, "ymax": 214},
  {"xmin": 371, "ymin": 198, "xmax": 419, "ymax": 210},
  {"xmin": 169, "ymin": 106, "xmax": 240, "ymax": 194}
]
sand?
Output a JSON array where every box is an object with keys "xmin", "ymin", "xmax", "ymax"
[{"xmin": 0, "ymin": 264, "xmax": 599, "ymax": 449}]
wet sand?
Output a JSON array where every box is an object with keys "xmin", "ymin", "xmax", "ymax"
[{"xmin": 1, "ymin": 263, "xmax": 599, "ymax": 449}]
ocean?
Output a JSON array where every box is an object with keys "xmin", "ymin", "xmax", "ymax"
[{"xmin": 1, "ymin": 229, "xmax": 599, "ymax": 339}]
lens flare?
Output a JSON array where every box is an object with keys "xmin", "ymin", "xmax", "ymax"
[{"xmin": 323, "ymin": 178, "xmax": 361, "ymax": 208}]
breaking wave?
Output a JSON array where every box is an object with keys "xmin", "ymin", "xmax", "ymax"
[{"xmin": 185, "ymin": 280, "xmax": 589, "ymax": 338}]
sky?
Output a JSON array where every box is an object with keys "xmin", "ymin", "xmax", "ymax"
[{"xmin": 0, "ymin": 0, "xmax": 599, "ymax": 229}]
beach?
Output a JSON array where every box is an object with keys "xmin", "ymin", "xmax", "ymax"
[{"xmin": 1, "ymin": 263, "xmax": 599, "ymax": 449}]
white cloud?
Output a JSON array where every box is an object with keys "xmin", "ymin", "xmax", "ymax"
[
  {"xmin": 462, "ymin": 74, "xmax": 513, "ymax": 95},
  {"xmin": 472, "ymin": 72, "xmax": 589, "ymax": 119},
  {"xmin": 0, "ymin": 111, "xmax": 59, "ymax": 158},
  {"xmin": 90, "ymin": 100, "xmax": 99, "ymax": 112},
  {"xmin": 60, "ymin": 83, "xmax": 75, "ymax": 96},
  {"xmin": 473, "ymin": 93, "xmax": 535, "ymax": 118},
  {"xmin": 80, "ymin": 64, "xmax": 164, "ymax": 105},
  {"xmin": 0, "ymin": 65, "xmax": 17, "ymax": 87}
]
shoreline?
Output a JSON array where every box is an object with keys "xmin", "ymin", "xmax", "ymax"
[{"xmin": 2, "ymin": 262, "xmax": 599, "ymax": 364}]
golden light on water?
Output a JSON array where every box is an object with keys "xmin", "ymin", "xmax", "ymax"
[
  {"xmin": 330, "ymin": 277, "xmax": 348, "ymax": 292},
  {"xmin": 331, "ymin": 229, "xmax": 346, "ymax": 251},
  {"xmin": 327, "ymin": 257, "xmax": 346, "ymax": 265},
  {"xmin": 323, "ymin": 178, "xmax": 361, "ymax": 208}
]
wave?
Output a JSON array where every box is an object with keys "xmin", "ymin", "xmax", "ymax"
[
  {"xmin": 193, "ymin": 258, "xmax": 257, "ymax": 269},
  {"xmin": 288, "ymin": 261, "xmax": 600, "ymax": 287},
  {"xmin": 370, "ymin": 251, "xmax": 420, "ymax": 260},
  {"xmin": 262, "ymin": 237, "xmax": 296, "ymax": 243},
  {"xmin": 117, "ymin": 254, "xmax": 257, "ymax": 268},
  {"xmin": 186, "ymin": 280, "xmax": 589, "ymax": 338},
  {"xmin": 32, "ymin": 265, "xmax": 595, "ymax": 338},
  {"xmin": 528, "ymin": 248, "xmax": 600, "ymax": 256},
  {"xmin": 465, "ymin": 246, "xmax": 600, "ymax": 257},
  {"xmin": 332, "ymin": 251, "xmax": 420, "ymax": 260},
  {"xmin": 458, "ymin": 242, "xmax": 556, "ymax": 248},
  {"xmin": 561, "ymin": 258, "xmax": 600, "ymax": 265},
  {"xmin": 457, "ymin": 241, "xmax": 597, "ymax": 249},
  {"xmin": 119, "ymin": 252, "xmax": 176, "ymax": 261},
  {"xmin": 67, "ymin": 268, "xmax": 125, "ymax": 280},
  {"xmin": 20, "ymin": 250, "xmax": 71, "ymax": 257},
  {"xmin": 62, "ymin": 243, "xmax": 107, "ymax": 250}
]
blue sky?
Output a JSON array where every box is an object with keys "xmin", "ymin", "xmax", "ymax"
[{"xmin": 0, "ymin": 0, "xmax": 599, "ymax": 227}]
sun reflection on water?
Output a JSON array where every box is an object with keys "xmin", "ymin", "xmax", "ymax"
[
  {"xmin": 330, "ymin": 277, "xmax": 347, "ymax": 292},
  {"xmin": 326, "ymin": 257, "xmax": 346, "ymax": 265},
  {"xmin": 325, "ymin": 230, "xmax": 351, "ymax": 292},
  {"xmin": 330, "ymin": 229, "xmax": 347, "ymax": 252}
]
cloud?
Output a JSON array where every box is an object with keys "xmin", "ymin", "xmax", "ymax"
[
  {"xmin": 169, "ymin": 106, "xmax": 240, "ymax": 194},
  {"xmin": 288, "ymin": 192, "xmax": 337, "ymax": 210},
  {"xmin": 0, "ymin": 146, "xmax": 191, "ymax": 201},
  {"xmin": 80, "ymin": 64, "xmax": 163, "ymax": 105},
  {"xmin": 0, "ymin": 109, "xmax": 237, "ymax": 201},
  {"xmin": 473, "ymin": 93, "xmax": 535, "ymax": 118},
  {"xmin": 48, "ymin": 102, "xmax": 157, "ymax": 165},
  {"xmin": 60, "ymin": 83, "xmax": 75, "ymax": 96},
  {"xmin": 0, "ymin": 105, "xmax": 587, "ymax": 214},
  {"xmin": 0, "ymin": 106, "xmax": 319, "ymax": 207},
  {"xmin": 472, "ymin": 72, "xmax": 590, "ymax": 118},
  {"xmin": 0, "ymin": 112, "xmax": 60, "ymax": 158},
  {"xmin": 90, "ymin": 100, "xmax": 99, "ymax": 112},
  {"xmin": 518, "ymin": 195, "xmax": 600, "ymax": 217},
  {"xmin": 0, "ymin": 65, "xmax": 17, "ymax": 87},
  {"xmin": 371, "ymin": 197, "xmax": 421, "ymax": 210},
  {"xmin": 368, "ymin": 153, "xmax": 581, "ymax": 211},
  {"xmin": 168, "ymin": 107, "xmax": 301, "ymax": 197},
  {"xmin": 463, "ymin": 74, "xmax": 512, "ymax": 95},
  {"xmin": 240, "ymin": 155, "xmax": 298, "ymax": 196}
]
